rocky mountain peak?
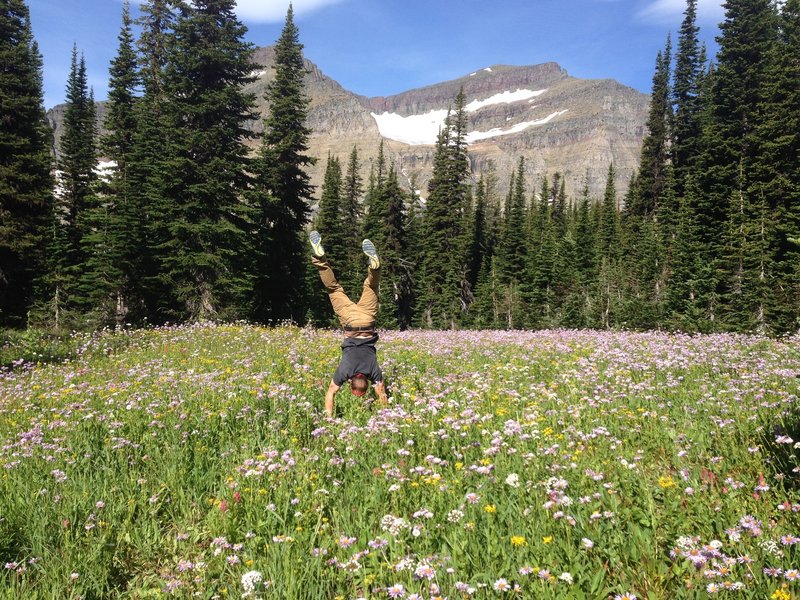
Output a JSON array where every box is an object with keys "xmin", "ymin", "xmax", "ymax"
[{"xmin": 47, "ymin": 46, "xmax": 649, "ymax": 203}]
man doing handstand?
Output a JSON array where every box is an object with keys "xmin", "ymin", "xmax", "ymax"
[{"xmin": 309, "ymin": 230, "xmax": 388, "ymax": 417}]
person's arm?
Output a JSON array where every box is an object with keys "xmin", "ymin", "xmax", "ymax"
[
  {"xmin": 373, "ymin": 381, "xmax": 388, "ymax": 406},
  {"xmin": 324, "ymin": 380, "xmax": 341, "ymax": 417}
]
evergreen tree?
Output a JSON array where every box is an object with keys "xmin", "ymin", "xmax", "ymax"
[
  {"xmin": 464, "ymin": 173, "xmax": 488, "ymax": 296},
  {"xmin": 306, "ymin": 153, "xmax": 344, "ymax": 325},
  {"xmin": 696, "ymin": 0, "xmax": 778, "ymax": 288},
  {"xmin": 750, "ymin": 0, "xmax": 800, "ymax": 331},
  {"xmin": 666, "ymin": 175, "xmax": 718, "ymax": 331},
  {"xmin": 468, "ymin": 164, "xmax": 502, "ymax": 328},
  {"xmin": 558, "ymin": 217, "xmax": 584, "ymax": 328},
  {"xmin": 0, "ymin": 0, "xmax": 53, "ymax": 327},
  {"xmin": 156, "ymin": 0, "xmax": 258, "ymax": 321},
  {"xmin": 128, "ymin": 0, "xmax": 177, "ymax": 323},
  {"xmin": 633, "ymin": 37, "xmax": 672, "ymax": 218},
  {"xmin": 252, "ymin": 5, "xmax": 315, "ymax": 323},
  {"xmin": 85, "ymin": 0, "xmax": 141, "ymax": 325},
  {"xmin": 363, "ymin": 140, "xmax": 388, "ymax": 242},
  {"xmin": 380, "ymin": 167, "xmax": 413, "ymax": 329},
  {"xmin": 315, "ymin": 154, "xmax": 345, "ymax": 267},
  {"xmin": 340, "ymin": 145, "xmax": 365, "ymax": 295},
  {"xmin": 594, "ymin": 164, "xmax": 622, "ymax": 328},
  {"xmin": 552, "ymin": 175, "xmax": 568, "ymax": 238},
  {"xmin": 496, "ymin": 159, "xmax": 528, "ymax": 285},
  {"xmin": 574, "ymin": 179, "xmax": 596, "ymax": 289},
  {"xmin": 672, "ymin": 0, "xmax": 704, "ymax": 197},
  {"xmin": 720, "ymin": 178, "xmax": 773, "ymax": 331},
  {"xmin": 416, "ymin": 89, "xmax": 470, "ymax": 328},
  {"xmin": 598, "ymin": 164, "xmax": 619, "ymax": 258},
  {"xmin": 51, "ymin": 46, "xmax": 97, "ymax": 323}
]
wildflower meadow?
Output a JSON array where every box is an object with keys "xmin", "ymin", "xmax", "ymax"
[{"xmin": 1, "ymin": 324, "xmax": 799, "ymax": 599}]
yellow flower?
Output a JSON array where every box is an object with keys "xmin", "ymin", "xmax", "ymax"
[
  {"xmin": 771, "ymin": 588, "xmax": 790, "ymax": 600},
  {"xmin": 511, "ymin": 535, "xmax": 527, "ymax": 547},
  {"xmin": 542, "ymin": 536, "xmax": 554, "ymax": 544},
  {"xmin": 658, "ymin": 475, "xmax": 677, "ymax": 489},
  {"xmin": 484, "ymin": 504, "xmax": 497, "ymax": 513}
]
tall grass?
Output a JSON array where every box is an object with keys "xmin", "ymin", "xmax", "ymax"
[{"xmin": 1, "ymin": 324, "xmax": 798, "ymax": 599}]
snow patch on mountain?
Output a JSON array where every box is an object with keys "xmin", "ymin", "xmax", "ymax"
[
  {"xmin": 466, "ymin": 110, "xmax": 568, "ymax": 143},
  {"xmin": 371, "ymin": 88, "xmax": 556, "ymax": 145}
]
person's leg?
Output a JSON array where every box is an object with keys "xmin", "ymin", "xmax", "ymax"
[
  {"xmin": 356, "ymin": 240, "xmax": 381, "ymax": 319},
  {"xmin": 312, "ymin": 256, "xmax": 359, "ymax": 326}
]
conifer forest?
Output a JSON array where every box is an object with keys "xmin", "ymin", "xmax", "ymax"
[{"xmin": 2, "ymin": 0, "xmax": 799, "ymax": 335}]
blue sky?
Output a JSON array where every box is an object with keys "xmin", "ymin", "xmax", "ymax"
[{"xmin": 29, "ymin": 0, "xmax": 725, "ymax": 110}]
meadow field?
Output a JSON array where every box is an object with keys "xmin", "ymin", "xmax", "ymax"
[{"xmin": 1, "ymin": 324, "xmax": 799, "ymax": 599}]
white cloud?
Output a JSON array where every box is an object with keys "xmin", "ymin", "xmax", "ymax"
[
  {"xmin": 637, "ymin": 0, "xmax": 725, "ymax": 25},
  {"xmin": 235, "ymin": 0, "xmax": 349, "ymax": 23}
]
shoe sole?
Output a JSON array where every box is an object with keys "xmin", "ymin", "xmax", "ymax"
[
  {"xmin": 362, "ymin": 239, "xmax": 380, "ymax": 269},
  {"xmin": 310, "ymin": 230, "xmax": 324, "ymax": 257}
]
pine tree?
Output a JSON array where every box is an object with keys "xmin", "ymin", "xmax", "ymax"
[
  {"xmin": 633, "ymin": 37, "xmax": 672, "ymax": 218},
  {"xmin": 468, "ymin": 164, "xmax": 502, "ymax": 328},
  {"xmin": 672, "ymin": 0, "xmax": 704, "ymax": 198},
  {"xmin": 464, "ymin": 173, "xmax": 488, "ymax": 297},
  {"xmin": 750, "ymin": 0, "xmax": 800, "ymax": 331},
  {"xmin": 598, "ymin": 164, "xmax": 619, "ymax": 258},
  {"xmin": 696, "ymin": 0, "xmax": 778, "ymax": 321},
  {"xmin": 720, "ymin": 176, "xmax": 773, "ymax": 332},
  {"xmin": 315, "ymin": 154, "xmax": 345, "ymax": 267},
  {"xmin": 85, "ymin": 0, "xmax": 141, "ymax": 325},
  {"xmin": 0, "ymin": 0, "xmax": 53, "ymax": 327},
  {"xmin": 594, "ymin": 164, "xmax": 622, "ymax": 328},
  {"xmin": 363, "ymin": 140, "xmax": 388, "ymax": 243},
  {"xmin": 416, "ymin": 89, "xmax": 470, "ymax": 328},
  {"xmin": 157, "ymin": 0, "xmax": 258, "ymax": 321},
  {"xmin": 496, "ymin": 159, "xmax": 528, "ymax": 285},
  {"xmin": 558, "ymin": 214, "xmax": 584, "ymax": 328},
  {"xmin": 340, "ymin": 145, "xmax": 365, "ymax": 295},
  {"xmin": 51, "ymin": 47, "xmax": 97, "ymax": 324},
  {"xmin": 575, "ymin": 179, "xmax": 596, "ymax": 289},
  {"xmin": 666, "ymin": 175, "xmax": 718, "ymax": 331},
  {"xmin": 306, "ymin": 153, "xmax": 344, "ymax": 325},
  {"xmin": 380, "ymin": 167, "xmax": 413, "ymax": 329},
  {"xmin": 252, "ymin": 5, "xmax": 315, "ymax": 323},
  {"xmin": 127, "ymin": 0, "xmax": 176, "ymax": 323}
]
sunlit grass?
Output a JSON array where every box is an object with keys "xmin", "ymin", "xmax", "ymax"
[{"xmin": 1, "ymin": 324, "xmax": 799, "ymax": 599}]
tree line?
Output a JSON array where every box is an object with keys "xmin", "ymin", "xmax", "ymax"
[{"xmin": 1, "ymin": 0, "xmax": 798, "ymax": 334}]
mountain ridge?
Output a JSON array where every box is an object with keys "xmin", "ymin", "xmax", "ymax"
[{"xmin": 47, "ymin": 45, "xmax": 649, "ymax": 202}]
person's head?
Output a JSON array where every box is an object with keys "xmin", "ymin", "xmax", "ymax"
[{"xmin": 350, "ymin": 373, "xmax": 369, "ymax": 396}]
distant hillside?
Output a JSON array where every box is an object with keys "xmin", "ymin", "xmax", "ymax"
[{"xmin": 47, "ymin": 46, "xmax": 649, "ymax": 201}]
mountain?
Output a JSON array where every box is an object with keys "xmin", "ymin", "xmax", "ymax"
[{"xmin": 47, "ymin": 45, "xmax": 650, "ymax": 202}]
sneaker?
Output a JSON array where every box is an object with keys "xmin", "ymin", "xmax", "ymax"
[
  {"xmin": 309, "ymin": 230, "xmax": 325, "ymax": 257},
  {"xmin": 362, "ymin": 239, "xmax": 380, "ymax": 269}
]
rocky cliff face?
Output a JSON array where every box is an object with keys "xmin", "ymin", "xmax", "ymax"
[{"xmin": 47, "ymin": 46, "xmax": 649, "ymax": 202}]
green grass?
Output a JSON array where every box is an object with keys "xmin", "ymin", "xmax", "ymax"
[{"xmin": 0, "ymin": 325, "xmax": 799, "ymax": 599}]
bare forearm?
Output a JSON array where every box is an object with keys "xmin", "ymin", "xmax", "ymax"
[
  {"xmin": 374, "ymin": 382, "xmax": 388, "ymax": 405},
  {"xmin": 324, "ymin": 380, "xmax": 340, "ymax": 417}
]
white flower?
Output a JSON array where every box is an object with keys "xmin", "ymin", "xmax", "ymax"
[
  {"xmin": 558, "ymin": 572, "xmax": 573, "ymax": 584},
  {"xmin": 505, "ymin": 473, "xmax": 521, "ymax": 488},
  {"xmin": 447, "ymin": 509, "xmax": 464, "ymax": 523},
  {"xmin": 493, "ymin": 577, "xmax": 510, "ymax": 591},
  {"xmin": 241, "ymin": 570, "xmax": 263, "ymax": 598}
]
